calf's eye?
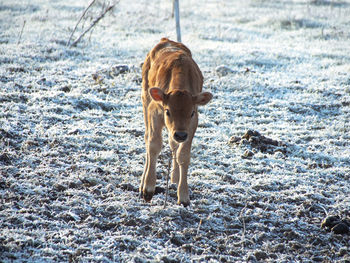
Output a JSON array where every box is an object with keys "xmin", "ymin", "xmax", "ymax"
[
  {"xmin": 165, "ymin": 109, "xmax": 170, "ymax": 117},
  {"xmin": 191, "ymin": 111, "xmax": 195, "ymax": 117}
]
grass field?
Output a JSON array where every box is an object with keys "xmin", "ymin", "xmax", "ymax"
[{"xmin": 1, "ymin": 0, "xmax": 350, "ymax": 262}]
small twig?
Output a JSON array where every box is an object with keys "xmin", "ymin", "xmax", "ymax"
[
  {"xmin": 315, "ymin": 203, "xmax": 329, "ymax": 216},
  {"xmin": 17, "ymin": 20, "xmax": 26, "ymax": 45},
  {"xmin": 239, "ymin": 202, "xmax": 248, "ymax": 250},
  {"xmin": 67, "ymin": 0, "xmax": 96, "ymax": 47},
  {"xmin": 70, "ymin": 3, "xmax": 116, "ymax": 47},
  {"xmin": 196, "ymin": 218, "xmax": 203, "ymax": 236}
]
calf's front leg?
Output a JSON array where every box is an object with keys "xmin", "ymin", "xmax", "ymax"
[
  {"xmin": 176, "ymin": 140, "xmax": 193, "ymax": 207},
  {"xmin": 141, "ymin": 112, "xmax": 163, "ymax": 202}
]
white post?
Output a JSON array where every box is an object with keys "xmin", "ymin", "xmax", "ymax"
[{"xmin": 173, "ymin": 0, "xmax": 181, "ymax": 42}]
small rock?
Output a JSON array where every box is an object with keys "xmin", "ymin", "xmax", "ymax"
[
  {"xmin": 229, "ymin": 136, "xmax": 241, "ymax": 144},
  {"xmin": 341, "ymin": 219, "xmax": 350, "ymax": 227},
  {"xmin": 68, "ymin": 180, "xmax": 81, "ymax": 188},
  {"xmin": 215, "ymin": 65, "xmax": 235, "ymax": 77},
  {"xmin": 248, "ymin": 136, "xmax": 260, "ymax": 144},
  {"xmin": 79, "ymin": 176, "xmax": 101, "ymax": 186},
  {"xmin": 111, "ymin": 64, "xmax": 129, "ymax": 76},
  {"xmin": 181, "ymin": 244, "xmax": 192, "ymax": 253},
  {"xmin": 124, "ymin": 219, "xmax": 137, "ymax": 227},
  {"xmin": 272, "ymin": 244, "xmax": 285, "ymax": 253},
  {"xmin": 95, "ymin": 167, "xmax": 105, "ymax": 174},
  {"xmin": 239, "ymin": 138, "xmax": 249, "ymax": 146},
  {"xmin": 244, "ymin": 67, "xmax": 256, "ymax": 74},
  {"xmin": 312, "ymin": 256, "xmax": 323, "ymax": 262},
  {"xmin": 254, "ymin": 251, "xmax": 268, "ymax": 260},
  {"xmin": 290, "ymin": 241, "xmax": 303, "ymax": 251},
  {"xmin": 338, "ymin": 247, "xmax": 348, "ymax": 257},
  {"xmin": 242, "ymin": 150, "xmax": 254, "ymax": 159},
  {"xmin": 161, "ymin": 256, "xmax": 179, "ymax": 263},
  {"xmin": 132, "ymin": 76, "xmax": 142, "ymax": 84},
  {"xmin": 134, "ymin": 256, "xmax": 148, "ymax": 263},
  {"xmin": 331, "ymin": 223, "xmax": 349, "ymax": 234},
  {"xmin": 321, "ymin": 215, "xmax": 340, "ymax": 229},
  {"xmin": 0, "ymin": 153, "xmax": 11, "ymax": 164},
  {"xmin": 53, "ymin": 183, "xmax": 67, "ymax": 192},
  {"xmin": 261, "ymin": 137, "xmax": 279, "ymax": 146},
  {"xmin": 274, "ymin": 151, "xmax": 284, "ymax": 159},
  {"xmin": 120, "ymin": 183, "xmax": 138, "ymax": 192},
  {"xmin": 67, "ymin": 128, "xmax": 81, "ymax": 135},
  {"xmin": 60, "ymin": 211, "xmax": 80, "ymax": 222},
  {"xmin": 294, "ymin": 166, "xmax": 306, "ymax": 173},
  {"xmin": 242, "ymin": 130, "xmax": 261, "ymax": 139},
  {"xmin": 246, "ymin": 254, "xmax": 256, "ymax": 262},
  {"xmin": 284, "ymin": 230, "xmax": 300, "ymax": 239},
  {"xmin": 60, "ymin": 85, "xmax": 71, "ymax": 92},
  {"xmin": 170, "ymin": 235, "xmax": 184, "ymax": 247},
  {"xmin": 92, "ymin": 73, "xmax": 103, "ymax": 82}
]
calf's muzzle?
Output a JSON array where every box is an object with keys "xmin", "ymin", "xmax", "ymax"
[{"xmin": 174, "ymin": 131, "xmax": 188, "ymax": 142}]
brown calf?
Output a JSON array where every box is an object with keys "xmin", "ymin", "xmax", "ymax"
[{"xmin": 140, "ymin": 38, "xmax": 212, "ymax": 206}]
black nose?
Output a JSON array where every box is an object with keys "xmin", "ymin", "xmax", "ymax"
[{"xmin": 174, "ymin": 132, "xmax": 188, "ymax": 142}]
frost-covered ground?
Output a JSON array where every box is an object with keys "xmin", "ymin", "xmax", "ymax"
[{"xmin": 1, "ymin": 0, "xmax": 350, "ymax": 262}]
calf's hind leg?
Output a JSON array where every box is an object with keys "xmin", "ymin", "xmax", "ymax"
[{"xmin": 139, "ymin": 99, "xmax": 149, "ymax": 196}]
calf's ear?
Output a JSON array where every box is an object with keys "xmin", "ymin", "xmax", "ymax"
[
  {"xmin": 149, "ymin": 87, "xmax": 165, "ymax": 102},
  {"xmin": 194, "ymin": 92, "xmax": 213, "ymax": 106}
]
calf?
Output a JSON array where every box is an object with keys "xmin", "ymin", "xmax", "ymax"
[{"xmin": 140, "ymin": 38, "xmax": 212, "ymax": 206}]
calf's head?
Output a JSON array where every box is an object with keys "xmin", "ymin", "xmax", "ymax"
[{"xmin": 149, "ymin": 88, "xmax": 212, "ymax": 143}]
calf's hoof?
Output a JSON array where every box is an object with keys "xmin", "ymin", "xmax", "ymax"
[
  {"xmin": 142, "ymin": 190, "xmax": 154, "ymax": 202},
  {"xmin": 177, "ymin": 200, "xmax": 190, "ymax": 207}
]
